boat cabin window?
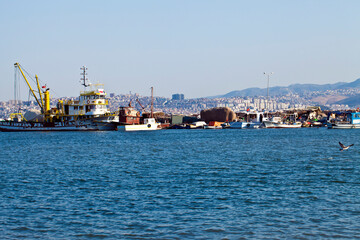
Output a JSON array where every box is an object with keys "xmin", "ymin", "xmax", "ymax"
[
  {"xmin": 96, "ymin": 105, "xmax": 106, "ymax": 109},
  {"xmin": 64, "ymin": 105, "xmax": 69, "ymax": 115}
]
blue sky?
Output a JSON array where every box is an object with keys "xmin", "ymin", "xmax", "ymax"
[{"xmin": 1, "ymin": 0, "xmax": 360, "ymax": 101}]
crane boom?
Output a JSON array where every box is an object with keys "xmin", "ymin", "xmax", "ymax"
[
  {"xmin": 136, "ymin": 98, "xmax": 146, "ymax": 111},
  {"xmin": 35, "ymin": 75, "xmax": 44, "ymax": 111},
  {"xmin": 14, "ymin": 63, "xmax": 43, "ymax": 110}
]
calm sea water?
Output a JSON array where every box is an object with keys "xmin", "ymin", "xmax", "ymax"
[{"xmin": 1, "ymin": 128, "xmax": 360, "ymax": 239}]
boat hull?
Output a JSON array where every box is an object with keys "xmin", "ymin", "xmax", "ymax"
[
  {"xmin": 117, "ymin": 123, "xmax": 161, "ymax": 131},
  {"xmin": 327, "ymin": 123, "xmax": 360, "ymax": 129},
  {"xmin": 0, "ymin": 120, "xmax": 101, "ymax": 132},
  {"xmin": 117, "ymin": 124, "xmax": 161, "ymax": 132},
  {"xmin": 0, "ymin": 124, "xmax": 97, "ymax": 132},
  {"xmin": 93, "ymin": 122, "xmax": 117, "ymax": 131},
  {"xmin": 263, "ymin": 121, "xmax": 302, "ymax": 128},
  {"xmin": 204, "ymin": 126, "xmax": 222, "ymax": 129},
  {"xmin": 228, "ymin": 122, "xmax": 260, "ymax": 129}
]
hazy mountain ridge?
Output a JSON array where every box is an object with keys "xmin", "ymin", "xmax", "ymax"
[
  {"xmin": 213, "ymin": 78, "xmax": 360, "ymax": 107},
  {"xmin": 336, "ymin": 94, "xmax": 360, "ymax": 107},
  {"xmin": 222, "ymin": 79, "xmax": 360, "ymax": 98}
]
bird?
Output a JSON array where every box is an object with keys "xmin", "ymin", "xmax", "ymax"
[{"xmin": 339, "ymin": 142, "xmax": 354, "ymax": 151}]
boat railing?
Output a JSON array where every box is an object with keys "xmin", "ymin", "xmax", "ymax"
[{"xmin": 335, "ymin": 121, "xmax": 351, "ymax": 124}]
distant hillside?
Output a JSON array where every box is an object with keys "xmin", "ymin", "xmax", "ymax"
[
  {"xmin": 335, "ymin": 94, "xmax": 360, "ymax": 107},
  {"xmin": 218, "ymin": 78, "xmax": 360, "ymax": 98}
]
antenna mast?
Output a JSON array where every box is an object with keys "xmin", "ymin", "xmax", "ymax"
[
  {"xmin": 80, "ymin": 66, "xmax": 90, "ymax": 87},
  {"xmin": 151, "ymin": 87, "xmax": 154, "ymax": 118}
]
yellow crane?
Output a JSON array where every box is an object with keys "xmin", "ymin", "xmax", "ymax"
[{"xmin": 14, "ymin": 63, "xmax": 51, "ymax": 121}]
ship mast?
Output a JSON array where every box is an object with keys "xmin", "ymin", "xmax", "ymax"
[{"xmin": 80, "ymin": 66, "xmax": 90, "ymax": 87}]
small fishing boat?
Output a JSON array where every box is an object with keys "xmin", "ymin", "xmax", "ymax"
[
  {"xmin": 228, "ymin": 111, "xmax": 264, "ymax": 129},
  {"xmin": 190, "ymin": 121, "xmax": 207, "ymax": 129},
  {"xmin": 227, "ymin": 121, "xmax": 260, "ymax": 129},
  {"xmin": 118, "ymin": 117, "xmax": 160, "ymax": 131},
  {"xmin": 262, "ymin": 116, "xmax": 302, "ymax": 128},
  {"xmin": 204, "ymin": 121, "xmax": 223, "ymax": 129},
  {"xmin": 327, "ymin": 112, "xmax": 360, "ymax": 129},
  {"xmin": 270, "ymin": 122, "xmax": 302, "ymax": 128},
  {"xmin": 117, "ymin": 87, "xmax": 161, "ymax": 132}
]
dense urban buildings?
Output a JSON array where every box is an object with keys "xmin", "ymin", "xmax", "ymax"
[
  {"xmin": 0, "ymin": 91, "xmax": 351, "ymax": 119},
  {"xmin": 172, "ymin": 94, "xmax": 185, "ymax": 100}
]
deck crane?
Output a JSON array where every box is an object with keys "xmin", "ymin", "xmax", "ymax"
[
  {"xmin": 136, "ymin": 98, "xmax": 146, "ymax": 112},
  {"xmin": 135, "ymin": 87, "xmax": 155, "ymax": 117},
  {"xmin": 14, "ymin": 63, "xmax": 51, "ymax": 120}
]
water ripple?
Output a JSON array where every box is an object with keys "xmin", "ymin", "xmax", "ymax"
[{"xmin": 1, "ymin": 129, "xmax": 360, "ymax": 239}]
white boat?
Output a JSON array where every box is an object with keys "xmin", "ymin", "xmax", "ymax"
[
  {"xmin": 262, "ymin": 116, "xmax": 302, "ymax": 128},
  {"xmin": 117, "ymin": 118, "xmax": 160, "ymax": 131},
  {"xmin": 328, "ymin": 123, "xmax": 360, "ymax": 129},
  {"xmin": 227, "ymin": 121, "xmax": 260, "ymax": 129},
  {"xmin": 327, "ymin": 112, "xmax": 360, "ymax": 129},
  {"xmin": 261, "ymin": 116, "xmax": 281, "ymax": 128},
  {"xmin": 204, "ymin": 125, "xmax": 222, "ymax": 129},
  {"xmin": 272, "ymin": 122, "xmax": 302, "ymax": 128},
  {"xmin": 228, "ymin": 111, "xmax": 263, "ymax": 129},
  {"xmin": 262, "ymin": 122, "xmax": 302, "ymax": 128},
  {"xmin": 191, "ymin": 121, "xmax": 207, "ymax": 128}
]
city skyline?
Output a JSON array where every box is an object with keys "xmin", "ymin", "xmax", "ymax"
[{"xmin": 1, "ymin": 1, "xmax": 360, "ymax": 101}]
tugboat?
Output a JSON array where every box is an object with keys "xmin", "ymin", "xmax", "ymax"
[{"xmin": 0, "ymin": 63, "xmax": 117, "ymax": 131}]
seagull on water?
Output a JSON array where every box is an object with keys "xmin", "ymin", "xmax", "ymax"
[{"xmin": 339, "ymin": 142, "xmax": 354, "ymax": 151}]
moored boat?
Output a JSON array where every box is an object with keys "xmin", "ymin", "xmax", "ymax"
[
  {"xmin": 269, "ymin": 122, "xmax": 302, "ymax": 128},
  {"xmin": 118, "ymin": 118, "xmax": 161, "ymax": 131},
  {"xmin": 0, "ymin": 63, "xmax": 116, "ymax": 132},
  {"xmin": 327, "ymin": 112, "xmax": 360, "ymax": 129},
  {"xmin": 204, "ymin": 121, "xmax": 223, "ymax": 129},
  {"xmin": 262, "ymin": 116, "xmax": 302, "ymax": 128},
  {"xmin": 227, "ymin": 121, "xmax": 260, "ymax": 129},
  {"xmin": 117, "ymin": 87, "xmax": 161, "ymax": 132},
  {"xmin": 228, "ymin": 111, "xmax": 264, "ymax": 129}
]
